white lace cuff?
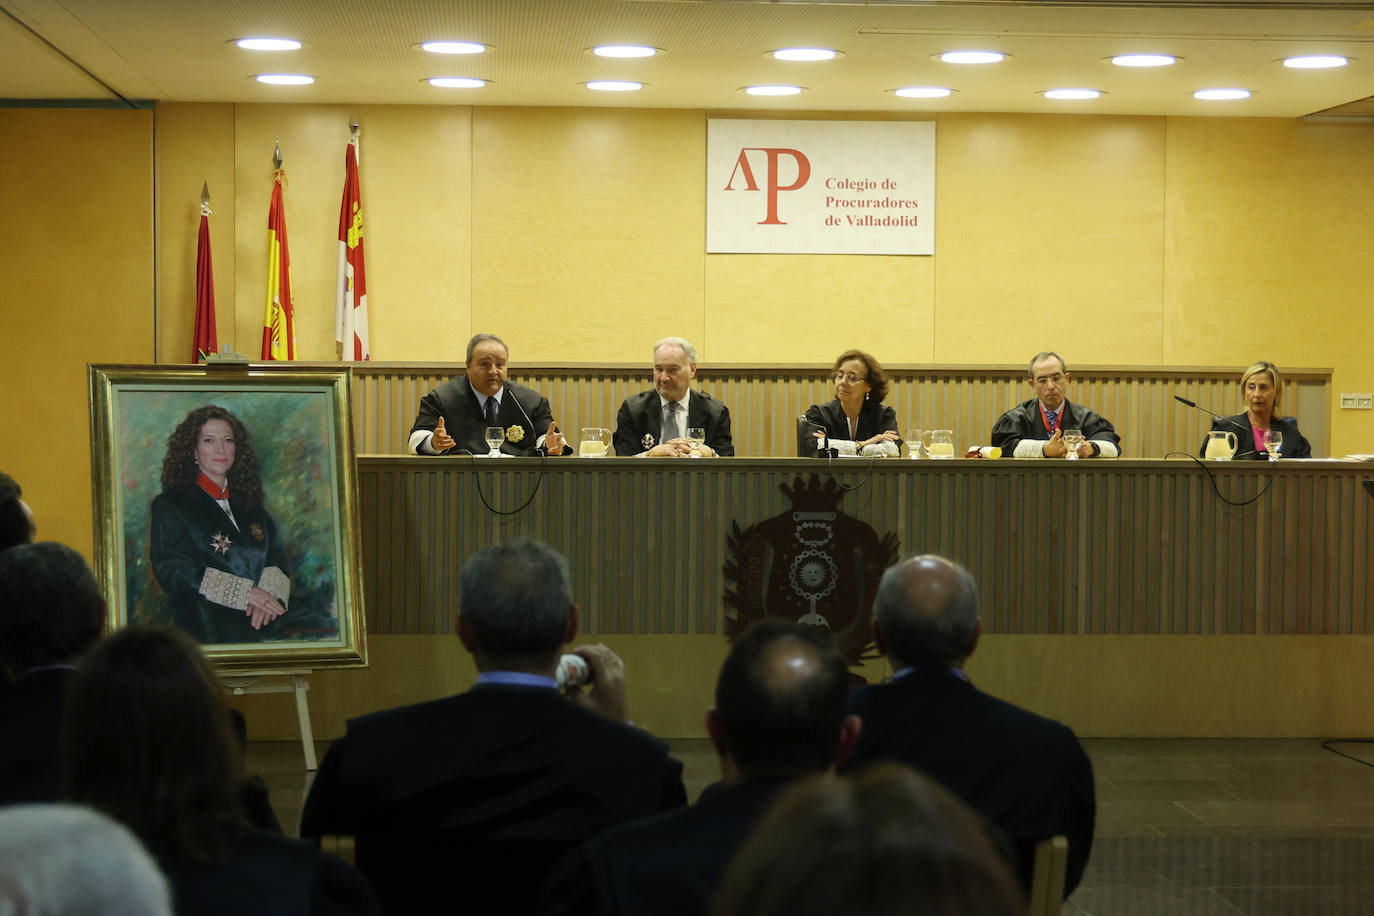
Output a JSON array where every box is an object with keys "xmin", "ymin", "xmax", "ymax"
[
  {"xmin": 258, "ymin": 566, "xmax": 290, "ymax": 607},
  {"xmin": 199, "ymin": 568, "xmax": 252, "ymax": 610}
]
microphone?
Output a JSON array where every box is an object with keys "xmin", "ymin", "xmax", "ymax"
[
  {"xmin": 807, "ymin": 422, "xmax": 837, "ymax": 458},
  {"xmin": 506, "ymin": 386, "xmax": 561, "ymax": 456},
  {"xmin": 1174, "ymin": 395, "xmax": 1248, "ymax": 431}
]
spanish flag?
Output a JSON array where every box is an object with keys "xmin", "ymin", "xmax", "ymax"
[{"xmin": 261, "ymin": 168, "xmax": 296, "ymax": 360}]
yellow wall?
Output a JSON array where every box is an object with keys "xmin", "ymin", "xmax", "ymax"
[
  {"xmin": 0, "ymin": 108, "xmax": 155, "ymax": 552},
  {"xmin": 6, "ymin": 103, "xmax": 1374, "ymax": 739}
]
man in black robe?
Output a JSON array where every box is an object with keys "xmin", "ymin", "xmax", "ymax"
[
  {"xmin": 613, "ymin": 337, "xmax": 734, "ymax": 457},
  {"xmin": 991, "ymin": 351, "xmax": 1121, "ymax": 458},
  {"xmin": 408, "ymin": 333, "xmax": 569, "ymax": 457}
]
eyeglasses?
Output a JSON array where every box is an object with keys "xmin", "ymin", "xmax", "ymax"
[
  {"xmin": 1032, "ymin": 373, "xmax": 1066, "ymax": 387},
  {"xmin": 833, "ymin": 371, "xmax": 867, "ymax": 384}
]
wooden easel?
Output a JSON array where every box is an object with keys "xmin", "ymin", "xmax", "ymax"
[{"xmin": 221, "ymin": 669, "xmax": 318, "ymax": 770}]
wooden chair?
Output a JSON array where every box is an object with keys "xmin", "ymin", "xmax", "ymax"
[
  {"xmin": 319, "ymin": 834, "xmax": 356, "ymax": 866},
  {"xmin": 1028, "ymin": 835, "xmax": 1069, "ymax": 916}
]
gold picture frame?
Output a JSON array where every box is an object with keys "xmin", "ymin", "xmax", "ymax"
[{"xmin": 88, "ymin": 363, "xmax": 367, "ymax": 671}]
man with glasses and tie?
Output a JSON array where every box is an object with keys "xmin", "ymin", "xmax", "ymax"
[
  {"xmin": 613, "ymin": 337, "xmax": 734, "ymax": 457},
  {"xmin": 409, "ymin": 333, "xmax": 570, "ymax": 457},
  {"xmin": 990, "ymin": 351, "xmax": 1121, "ymax": 458}
]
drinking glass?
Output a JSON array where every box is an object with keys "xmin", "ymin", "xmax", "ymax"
[
  {"xmin": 1263, "ymin": 429, "xmax": 1283, "ymax": 462},
  {"xmin": 905, "ymin": 428, "xmax": 924, "ymax": 459},
  {"xmin": 1062, "ymin": 428, "xmax": 1085, "ymax": 460},
  {"xmin": 484, "ymin": 426, "xmax": 505, "ymax": 458},
  {"xmin": 687, "ymin": 427, "xmax": 706, "ymax": 458}
]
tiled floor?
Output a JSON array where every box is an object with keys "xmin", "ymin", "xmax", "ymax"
[{"xmin": 248, "ymin": 736, "xmax": 1374, "ymax": 915}]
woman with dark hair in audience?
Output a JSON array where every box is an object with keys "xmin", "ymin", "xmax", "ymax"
[
  {"xmin": 709, "ymin": 763, "xmax": 1027, "ymax": 916},
  {"xmin": 151, "ymin": 405, "xmax": 290, "ymax": 642},
  {"xmin": 800, "ymin": 350, "xmax": 901, "ymax": 457},
  {"xmin": 61, "ymin": 626, "xmax": 379, "ymax": 916}
]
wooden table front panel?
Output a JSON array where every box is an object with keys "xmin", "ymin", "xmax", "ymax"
[{"xmin": 356, "ymin": 458, "xmax": 1374, "ymax": 638}]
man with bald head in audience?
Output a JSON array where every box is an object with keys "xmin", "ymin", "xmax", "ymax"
[
  {"xmin": 842, "ymin": 554, "xmax": 1096, "ymax": 898},
  {"xmin": 537, "ymin": 620, "xmax": 861, "ymax": 916}
]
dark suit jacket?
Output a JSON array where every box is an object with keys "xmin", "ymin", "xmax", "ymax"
[
  {"xmin": 1199, "ymin": 414, "xmax": 1311, "ymax": 460},
  {"xmin": 410, "ymin": 376, "xmax": 566, "ymax": 456},
  {"xmin": 0, "ymin": 667, "xmax": 73, "ymax": 805},
  {"xmin": 299, "ymin": 684, "xmax": 687, "ymax": 916},
  {"xmin": 537, "ymin": 778, "xmax": 789, "ymax": 916},
  {"xmin": 800, "ymin": 399, "xmax": 899, "ymax": 457},
  {"xmin": 842, "ymin": 670, "xmax": 1096, "ymax": 898},
  {"xmin": 990, "ymin": 398, "xmax": 1121, "ymax": 456},
  {"xmin": 613, "ymin": 390, "xmax": 734, "ymax": 456},
  {"xmin": 166, "ymin": 829, "xmax": 379, "ymax": 916}
]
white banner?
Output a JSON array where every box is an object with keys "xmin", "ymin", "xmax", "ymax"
[{"xmin": 707, "ymin": 119, "xmax": 935, "ymax": 255}]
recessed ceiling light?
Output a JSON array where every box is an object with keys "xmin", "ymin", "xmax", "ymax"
[
  {"xmin": 744, "ymin": 85, "xmax": 804, "ymax": 96},
  {"xmin": 254, "ymin": 74, "xmax": 314, "ymax": 86},
  {"xmin": 1043, "ymin": 88, "xmax": 1102, "ymax": 100},
  {"xmin": 420, "ymin": 41, "xmax": 487, "ymax": 55},
  {"xmin": 1282, "ymin": 55, "xmax": 1349, "ymax": 69},
  {"xmin": 592, "ymin": 45, "xmax": 658, "ymax": 58},
  {"xmin": 893, "ymin": 86, "xmax": 953, "ymax": 99},
  {"xmin": 1194, "ymin": 88, "xmax": 1251, "ymax": 100},
  {"xmin": 772, "ymin": 48, "xmax": 838, "ymax": 62},
  {"xmin": 428, "ymin": 77, "xmax": 487, "ymax": 89},
  {"xmin": 939, "ymin": 50, "xmax": 1006, "ymax": 65},
  {"xmin": 235, "ymin": 38, "xmax": 301, "ymax": 52},
  {"xmin": 1111, "ymin": 53, "xmax": 1178, "ymax": 68},
  {"xmin": 585, "ymin": 80, "xmax": 643, "ymax": 92}
]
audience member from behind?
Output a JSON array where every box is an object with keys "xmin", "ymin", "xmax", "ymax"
[
  {"xmin": 539, "ymin": 620, "xmax": 862, "ymax": 916},
  {"xmin": 709, "ymin": 763, "xmax": 1026, "ymax": 916},
  {"xmin": 0, "ymin": 803, "xmax": 172, "ymax": 916},
  {"xmin": 60, "ymin": 626, "xmax": 379, "ymax": 916},
  {"xmin": 301, "ymin": 539, "xmax": 686, "ymax": 916},
  {"xmin": 842, "ymin": 554, "xmax": 1095, "ymax": 897},
  {"xmin": 0, "ymin": 543, "xmax": 104, "ymax": 804},
  {"xmin": 0, "ymin": 470, "xmax": 37, "ymax": 551}
]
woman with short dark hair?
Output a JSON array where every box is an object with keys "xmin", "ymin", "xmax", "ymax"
[{"xmin": 800, "ymin": 350, "xmax": 901, "ymax": 457}]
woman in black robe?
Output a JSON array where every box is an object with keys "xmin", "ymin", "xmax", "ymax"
[{"xmin": 150, "ymin": 405, "xmax": 290, "ymax": 643}]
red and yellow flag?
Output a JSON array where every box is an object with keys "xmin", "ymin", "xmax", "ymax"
[
  {"xmin": 261, "ymin": 168, "xmax": 296, "ymax": 360},
  {"xmin": 193, "ymin": 199, "xmax": 217, "ymax": 362},
  {"xmin": 335, "ymin": 133, "xmax": 370, "ymax": 360}
]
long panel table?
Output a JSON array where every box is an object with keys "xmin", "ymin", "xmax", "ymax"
[{"xmin": 357, "ymin": 456, "xmax": 1374, "ymax": 638}]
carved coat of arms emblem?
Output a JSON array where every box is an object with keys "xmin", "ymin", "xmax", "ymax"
[{"xmin": 723, "ymin": 474, "xmax": 898, "ymax": 666}]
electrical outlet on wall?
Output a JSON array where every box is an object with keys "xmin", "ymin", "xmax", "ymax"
[
  {"xmin": 1341, "ymin": 394, "xmax": 1359, "ymax": 408},
  {"xmin": 1341, "ymin": 393, "xmax": 1374, "ymax": 409}
]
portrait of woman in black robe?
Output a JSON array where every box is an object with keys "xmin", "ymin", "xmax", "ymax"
[{"xmin": 150, "ymin": 405, "xmax": 291, "ymax": 643}]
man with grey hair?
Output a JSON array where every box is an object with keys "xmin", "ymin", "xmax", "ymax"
[
  {"xmin": 409, "ymin": 332, "xmax": 570, "ymax": 456},
  {"xmin": 300, "ymin": 539, "xmax": 686, "ymax": 916},
  {"xmin": 842, "ymin": 554, "xmax": 1096, "ymax": 899},
  {"xmin": 613, "ymin": 337, "xmax": 734, "ymax": 457},
  {"xmin": 0, "ymin": 804, "xmax": 172, "ymax": 916},
  {"xmin": 990, "ymin": 351, "xmax": 1120, "ymax": 458}
]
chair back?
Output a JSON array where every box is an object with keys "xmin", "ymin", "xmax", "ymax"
[{"xmin": 1028, "ymin": 835, "xmax": 1069, "ymax": 916}]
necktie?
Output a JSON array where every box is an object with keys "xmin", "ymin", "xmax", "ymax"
[
  {"xmin": 663, "ymin": 401, "xmax": 682, "ymax": 441},
  {"xmin": 485, "ymin": 397, "xmax": 499, "ymax": 427}
]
